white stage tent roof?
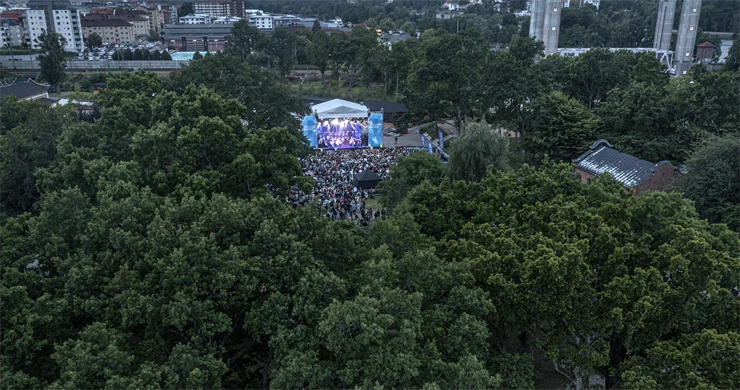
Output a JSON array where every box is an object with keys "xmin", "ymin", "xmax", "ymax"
[{"xmin": 312, "ymin": 99, "xmax": 369, "ymax": 119}]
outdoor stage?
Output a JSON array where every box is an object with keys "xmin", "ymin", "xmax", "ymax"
[{"xmin": 302, "ymin": 99, "xmax": 384, "ymax": 149}]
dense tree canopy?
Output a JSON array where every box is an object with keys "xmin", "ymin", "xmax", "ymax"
[{"xmin": 2, "ymin": 3, "xmax": 740, "ymax": 388}]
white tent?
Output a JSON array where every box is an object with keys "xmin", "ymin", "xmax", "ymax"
[{"xmin": 312, "ymin": 99, "xmax": 369, "ymax": 119}]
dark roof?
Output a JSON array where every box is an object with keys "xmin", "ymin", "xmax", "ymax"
[
  {"xmin": 356, "ymin": 169, "xmax": 382, "ymax": 182},
  {"xmin": 81, "ymin": 18, "xmax": 134, "ymax": 27},
  {"xmin": 697, "ymin": 41, "xmax": 715, "ymax": 48},
  {"xmin": 573, "ymin": 140, "xmax": 673, "ymax": 188},
  {"xmin": 364, "ymin": 100, "xmax": 407, "ymax": 113},
  {"xmin": 0, "ymin": 78, "xmax": 49, "ymax": 100},
  {"xmin": 39, "ymin": 97, "xmax": 60, "ymax": 104}
]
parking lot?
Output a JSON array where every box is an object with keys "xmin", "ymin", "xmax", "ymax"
[{"xmin": 76, "ymin": 40, "xmax": 164, "ymax": 61}]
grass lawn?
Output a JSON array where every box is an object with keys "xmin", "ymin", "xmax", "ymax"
[{"xmin": 365, "ymin": 196, "xmax": 382, "ymax": 210}]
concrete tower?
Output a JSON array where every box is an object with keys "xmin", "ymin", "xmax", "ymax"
[
  {"xmin": 653, "ymin": 0, "xmax": 677, "ymax": 51},
  {"xmin": 541, "ymin": 0, "xmax": 562, "ymax": 56},
  {"xmin": 674, "ymin": 0, "xmax": 702, "ymax": 76},
  {"xmin": 529, "ymin": 0, "xmax": 545, "ymax": 42}
]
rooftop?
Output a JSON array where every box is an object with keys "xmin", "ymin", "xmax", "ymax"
[
  {"xmin": 573, "ymin": 140, "xmax": 672, "ymax": 188},
  {"xmin": 81, "ymin": 18, "xmax": 133, "ymax": 27},
  {"xmin": 0, "ymin": 78, "xmax": 49, "ymax": 100}
]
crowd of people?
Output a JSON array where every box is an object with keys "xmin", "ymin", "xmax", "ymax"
[{"xmin": 287, "ymin": 147, "xmax": 417, "ymax": 226}]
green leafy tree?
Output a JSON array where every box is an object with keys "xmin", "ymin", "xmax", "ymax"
[
  {"xmin": 679, "ymin": 135, "xmax": 740, "ymax": 231},
  {"xmin": 160, "ymin": 50, "xmax": 172, "ymax": 60},
  {"xmin": 36, "ymin": 31, "xmax": 67, "ymax": 92},
  {"xmin": 224, "ymin": 20, "xmax": 264, "ymax": 62},
  {"xmin": 309, "ymin": 30, "xmax": 332, "ymax": 82},
  {"xmin": 621, "ymin": 330, "xmax": 740, "ymax": 390},
  {"xmin": 595, "ymin": 80, "xmax": 696, "ymax": 163},
  {"xmin": 406, "ymin": 29, "xmax": 489, "ymax": 130},
  {"xmin": 150, "ymin": 49, "xmax": 161, "ymax": 60},
  {"xmin": 192, "ymin": 51, "xmax": 202, "ymax": 59},
  {"xmin": 524, "ymin": 91, "xmax": 598, "ymax": 163},
  {"xmin": 123, "ymin": 48, "xmax": 133, "ymax": 60},
  {"xmin": 0, "ymin": 100, "xmax": 73, "ymax": 214},
  {"xmin": 85, "ymin": 32, "xmax": 103, "ymax": 49},
  {"xmin": 132, "ymin": 48, "xmax": 143, "ymax": 60},
  {"xmin": 169, "ymin": 55, "xmax": 300, "ymax": 130},
  {"xmin": 147, "ymin": 29, "xmax": 161, "ymax": 43},
  {"xmin": 725, "ymin": 39, "xmax": 739, "ymax": 71},
  {"xmin": 266, "ymin": 29, "xmax": 296, "ymax": 78},
  {"xmin": 448, "ymin": 120, "xmax": 510, "ymax": 182},
  {"xmin": 311, "ymin": 19, "xmax": 321, "ymax": 33},
  {"xmin": 378, "ymin": 151, "xmax": 447, "ymax": 211},
  {"xmin": 179, "ymin": 2, "xmax": 194, "ymax": 16},
  {"xmin": 400, "ymin": 21, "xmax": 416, "ymax": 36}
]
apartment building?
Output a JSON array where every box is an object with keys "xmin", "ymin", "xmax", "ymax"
[
  {"xmin": 81, "ymin": 17, "xmax": 135, "ymax": 44},
  {"xmin": 0, "ymin": 18, "xmax": 25, "ymax": 47},
  {"xmin": 84, "ymin": 9, "xmax": 149, "ymax": 37},
  {"xmin": 248, "ymin": 13, "xmax": 273, "ymax": 30},
  {"xmin": 194, "ymin": 0, "xmax": 244, "ymax": 18},
  {"xmin": 25, "ymin": 0, "xmax": 85, "ymax": 52}
]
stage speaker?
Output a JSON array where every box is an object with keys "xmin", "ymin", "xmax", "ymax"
[
  {"xmin": 368, "ymin": 113, "xmax": 383, "ymax": 147},
  {"xmin": 301, "ymin": 116, "xmax": 318, "ymax": 148}
]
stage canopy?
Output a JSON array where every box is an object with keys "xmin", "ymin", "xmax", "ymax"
[
  {"xmin": 354, "ymin": 169, "xmax": 382, "ymax": 190},
  {"xmin": 312, "ymin": 99, "xmax": 369, "ymax": 119}
]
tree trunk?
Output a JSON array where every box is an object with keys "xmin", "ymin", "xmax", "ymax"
[
  {"xmin": 261, "ymin": 348, "xmax": 273, "ymax": 389},
  {"xmin": 606, "ymin": 336, "xmax": 627, "ymax": 389}
]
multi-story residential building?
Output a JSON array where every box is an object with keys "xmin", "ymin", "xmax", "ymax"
[
  {"xmin": 81, "ymin": 17, "xmax": 135, "ymax": 44},
  {"xmin": 161, "ymin": 4, "xmax": 177, "ymax": 25},
  {"xmin": 194, "ymin": 0, "xmax": 244, "ymax": 18},
  {"xmin": 83, "ymin": 9, "xmax": 149, "ymax": 37},
  {"xmin": 25, "ymin": 0, "xmax": 85, "ymax": 52},
  {"xmin": 248, "ymin": 12, "xmax": 272, "ymax": 30},
  {"xmin": 179, "ymin": 14, "xmax": 210, "ymax": 24},
  {"xmin": 0, "ymin": 18, "xmax": 26, "ymax": 47}
]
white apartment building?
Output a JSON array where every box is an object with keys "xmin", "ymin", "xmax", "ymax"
[
  {"xmin": 248, "ymin": 13, "xmax": 272, "ymax": 30},
  {"xmin": 179, "ymin": 14, "xmax": 210, "ymax": 24},
  {"xmin": 25, "ymin": 0, "xmax": 85, "ymax": 52},
  {"xmin": 0, "ymin": 20, "xmax": 25, "ymax": 47}
]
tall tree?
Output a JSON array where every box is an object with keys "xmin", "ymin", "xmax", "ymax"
[
  {"xmin": 169, "ymin": 55, "xmax": 301, "ymax": 130},
  {"xmin": 85, "ymin": 32, "xmax": 103, "ymax": 49},
  {"xmin": 448, "ymin": 120, "xmax": 510, "ymax": 182},
  {"xmin": 725, "ymin": 39, "xmax": 739, "ymax": 71},
  {"xmin": 178, "ymin": 2, "xmax": 194, "ymax": 16},
  {"xmin": 679, "ymin": 135, "xmax": 740, "ymax": 231},
  {"xmin": 36, "ymin": 31, "xmax": 67, "ymax": 92},
  {"xmin": 267, "ymin": 29, "xmax": 297, "ymax": 78},
  {"xmin": 224, "ymin": 20, "xmax": 264, "ymax": 63},
  {"xmin": 406, "ymin": 29, "xmax": 489, "ymax": 130},
  {"xmin": 524, "ymin": 91, "xmax": 598, "ymax": 163}
]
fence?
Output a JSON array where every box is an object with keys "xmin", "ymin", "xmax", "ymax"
[{"xmin": 1, "ymin": 60, "xmax": 190, "ymax": 71}]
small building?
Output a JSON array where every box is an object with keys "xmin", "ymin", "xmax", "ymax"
[
  {"xmin": 573, "ymin": 140, "xmax": 677, "ymax": 195},
  {"xmin": 179, "ymin": 14, "xmax": 211, "ymax": 25},
  {"xmin": 0, "ymin": 78, "xmax": 50, "ymax": 101},
  {"xmin": 696, "ymin": 41, "xmax": 715, "ymax": 63},
  {"xmin": 378, "ymin": 31, "xmax": 411, "ymax": 49}
]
